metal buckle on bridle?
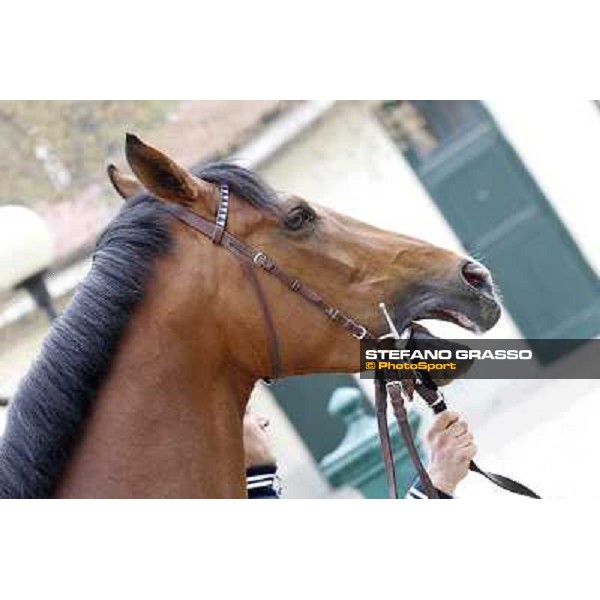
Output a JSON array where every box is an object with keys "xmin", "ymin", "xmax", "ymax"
[
  {"xmin": 387, "ymin": 379, "xmax": 412, "ymax": 402},
  {"xmin": 352, "ymin": 325, "xmax": 368, "ymax": 340},
  {"xmin": 253, "ymin": 252, "xmax": 271, "ymax": 270}
]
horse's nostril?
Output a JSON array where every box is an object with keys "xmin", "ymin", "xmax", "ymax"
[{"xmin": 461, "ymin": 261, "xmax": 494, "ymax": 296}]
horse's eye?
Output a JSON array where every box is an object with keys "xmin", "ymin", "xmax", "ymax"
[{"xmin": 284, "ymin": 207, "xmax": 315, "ymax": 231}]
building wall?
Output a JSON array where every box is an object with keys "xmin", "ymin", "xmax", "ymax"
[{"xmin": 487, "ymin": 100, "xmax": 600, "ymax": 275}]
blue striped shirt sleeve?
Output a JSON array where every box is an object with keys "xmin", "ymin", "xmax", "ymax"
[{"xmin": 405, "ymin": 478, "xmax": 454, "ymax": 499}]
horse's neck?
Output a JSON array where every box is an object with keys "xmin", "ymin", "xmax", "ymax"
[{"xmin": 54, "ymin": 303, "xmax": 253, "ymax": 498}]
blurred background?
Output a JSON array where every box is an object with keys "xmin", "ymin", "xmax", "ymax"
[{"xmin": 1, "ymin": 100, "xmax": 599, "ymax": 498}]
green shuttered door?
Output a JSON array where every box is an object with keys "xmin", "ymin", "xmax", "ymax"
[{"xmin": 380, "ymin": 101, "xmax": 600, "ymax": 348}]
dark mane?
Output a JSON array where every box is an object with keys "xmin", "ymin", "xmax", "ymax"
[
  {"xmin": 0, "ymin": 162, "xmax": 276, "ymax": 498},
  {"xmin": 194, "ymin": 161, "xmax": 279, "ymax": 209}
]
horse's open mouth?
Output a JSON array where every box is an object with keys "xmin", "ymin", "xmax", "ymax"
[
  {"xmin": 413, "ymin": 308, "xmax": 482, "ymax": 334},
  {"xmin": 393, "ymin": 292, "xmax": 501, "ymax": 340},
  {"xmin": 390, "ymin": 299, "xmax": 501, "ymax": 384}
]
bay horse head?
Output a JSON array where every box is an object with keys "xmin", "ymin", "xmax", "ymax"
[
  {"xmin": 109, "ymin": 135, "xmax": 500, "ymax": 381},
  {"xmin": 1, "ymin": 134, "xmax": 501, "ymax": 498}
]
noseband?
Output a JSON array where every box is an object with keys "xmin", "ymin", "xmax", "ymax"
[{"xmin": 162, "ymin": 183, "xmax": 540, "ymax": 499}]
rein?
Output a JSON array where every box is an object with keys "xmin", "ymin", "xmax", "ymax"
[
  {"xmin": 163, "ymin": 183, "xmax": 540, "ymax": 499},
  {"xmin": 375, "ymin": 307, "xmax": 541, "ymax": 499}
]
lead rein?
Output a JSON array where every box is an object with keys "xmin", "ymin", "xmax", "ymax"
[{"xmin": 374, "ymin": 303, "xmax": 541, "ymax": 499}]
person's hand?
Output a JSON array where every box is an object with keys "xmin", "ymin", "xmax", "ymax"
[
  {"xmin": 243, "ymin": 412, "xmax": 277, "ymax": 469},
  {"xmin": 425, "ymin": 411, "xmax": 477, "ymax": 495}
]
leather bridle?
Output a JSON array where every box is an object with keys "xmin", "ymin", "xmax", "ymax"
[
  {"xmin": 161, "ymin": 183, "xmax": 374, "ymax": 383},
  {"xmin": 162, "ymin": 183, "xmax": 541, "ymax": 499}
]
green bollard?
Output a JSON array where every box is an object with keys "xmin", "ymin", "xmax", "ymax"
[{"xmin": 320, "ymin": 387, "xmax": 423, "ymax": 498}]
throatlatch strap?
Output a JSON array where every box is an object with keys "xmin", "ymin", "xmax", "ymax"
[{"xmin": 239, "ymin": 260, "xmax": 282, "ymax": 380}]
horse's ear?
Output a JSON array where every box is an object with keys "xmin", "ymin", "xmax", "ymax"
[
  {"xmin": 107, "ymin": 164, "xmax": 143, "ymax": 199},
  {"xmin": 124, "ymin": 133, "xmax": 212, "ymax": 206}
]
